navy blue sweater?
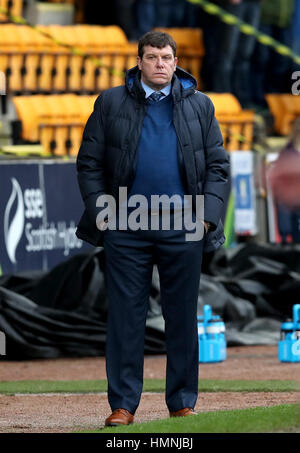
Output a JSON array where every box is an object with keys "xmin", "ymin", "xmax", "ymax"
[{"xmin": 129, "ymin": 94, "xmax": 185, "ymax": 207}]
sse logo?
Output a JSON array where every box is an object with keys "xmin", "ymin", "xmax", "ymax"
[
  {"xmin": 4, "ymin": 178, "xmax": 44, "ymax": 264},
  {"xmin": 24, "ymin": 188, "xmax": 44, "ymax": 219},
  {"xmin": 292, "ymin": 71, "xmax": 300, "ymax": 95}
]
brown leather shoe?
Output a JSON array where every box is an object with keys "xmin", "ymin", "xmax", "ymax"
[
  {"xmin": 105, "ymin": 408, "xmax": 134, "ymax": 426},
  {"xmin": 169, "ymin": 407, "xmax": 197, "ymax": 417}
]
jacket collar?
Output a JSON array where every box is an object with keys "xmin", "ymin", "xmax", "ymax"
[{"xmin": 125, "ymin": 66, "xmax": 197, "ymax": 104}]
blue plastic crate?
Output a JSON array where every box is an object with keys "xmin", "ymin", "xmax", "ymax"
[
  {"xmin": 197, "ymin": 305, "xmax": 227, "ymax": 363},
  {"xmin": 278, "ymin": 304, "xmax": 300, "ymax": 363}
]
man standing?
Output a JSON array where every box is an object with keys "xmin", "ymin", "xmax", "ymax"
[{"xmin": 76, "ymin": 31, "xmax": 229, "ymax": 426}]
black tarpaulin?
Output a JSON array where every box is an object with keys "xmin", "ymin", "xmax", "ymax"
[{"xmin": 1, "ymin": 243, "xmax": 300, "ymax": 359}]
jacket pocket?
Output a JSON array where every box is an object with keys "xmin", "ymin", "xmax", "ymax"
[
  {"xmin": 203, "ymin": 218, "xmax": 225, "ymax": 253},
  {"xmin": 76, "ymin": 209, "xmax": 104, "ymax": 247}
]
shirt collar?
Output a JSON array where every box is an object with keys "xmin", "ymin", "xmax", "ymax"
[{"xmin": 141, "ymin": 80, "xmax": 171, "ymax": 99}]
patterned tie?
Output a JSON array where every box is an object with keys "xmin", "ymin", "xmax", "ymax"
[{"xmin": 149, "ymin": 91, "xmax": 165, "ymax": 102}]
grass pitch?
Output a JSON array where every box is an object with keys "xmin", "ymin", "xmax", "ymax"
[
  {"xmin": 0, "ymin": 378, "xmax": 298, "ymax": 433},
  {"xmin": 78, "ymin": 404, "xmax": 300, "ymax": 434},
  {"xmin": 0, "ymin": 379, "xmax": 298, "ymax": 395}
]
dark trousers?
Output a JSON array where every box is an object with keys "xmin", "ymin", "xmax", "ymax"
[{"xmin": 103, "ymin": 215, "xmax": 204, "ymax": 414}]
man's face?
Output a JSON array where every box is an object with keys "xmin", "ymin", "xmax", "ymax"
[{"xmin": 137, "ymin": 45, "xmax": 177, "ymax": 90}]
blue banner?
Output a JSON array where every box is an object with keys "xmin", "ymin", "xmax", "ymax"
[
  {"xmin": 230, "ymin": 151, "xmax": 257, "ymax": 236},
  {"xmin": 0, "ymin": 160, "xmax": 92, "ymax": 275},
  {"xmin": 234, "ymin": 174, "xmax": 252, "ymax": 210}
]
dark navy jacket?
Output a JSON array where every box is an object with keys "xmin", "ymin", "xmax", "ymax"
[{"xmin": 76, "ymin": 66, "xmax": 230, "ymax": 252}]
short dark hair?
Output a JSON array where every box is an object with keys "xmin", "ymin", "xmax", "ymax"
[{"xmin": 138, "ymin": 31, "xmax": 177, "ymax": 59}]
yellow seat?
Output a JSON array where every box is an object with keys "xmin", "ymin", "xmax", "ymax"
[
  {"xmin": 0, "ymin": 0, "xmax": 23, "ymax": 21},
  {"xmin": 266, "ymin": 94, "xmax": 300, "ymax": 136},
  {"xmin": 206, "ymin": 93, "xmax": 242, "ymax": 115},
  {"xmin": 74, "ymin": 26, "xmax": 102, "ymax": 92},
  {"xmin": 0, "ymin": 24, "xmax": 47, "ymax": 92},
  {"xmin": 265, "ymin": 94, "xmax": 285, "ymax": 135},
  {"xmin": 13, "ymin": 94, "xmax": 89, "ymax": 156},
  {"xmin": 46, "ymin": 25, "xmax": 75, "ymax": 92},
  {"xmin": 0, "ymin": 25, "xmax": 11, "ymax": 83},
  {"xmin": 0, "ymin": 0, "xmax": 8, "ymax": 21},
  {"xmin": 109, "ymin": 44, "xmax": 138, "ymax": 87},
  {"xmin": 206, "ymin": 93, "xmax": 254, "ymax": 151},
  {"xmin": 153, "ymin": 27, "xmax": 205, "ymax": 87},
  {"xmin": 75, "ymin": 94, "xmax": 97, "ymax": 123},
  {"xmin": 65, "ymin": 25, "xmax": 88, "ymax": 92},
  {"xmin": 39, "ymin": 94, "xmax": 79, "ymax": 155},
  {"xmin": 0, "ymin": 24, "xmax": 24, "ymax": 92},
  {"xmin": 13, "ymin": 95, "xmax": 59, "ymax": 155},
  {"xmin": 80, "ymin": 25, "xmax": 129, "ymax": 91},
  {"xmin": 18, "ymin": 95, "xmax": 57, "ymax": 155},
  {"xmin": 34, "ymin": 24, "xmax": 58, "ymax": 92},
  {"xmin": 12, "ymin": 96, "xmax": 33, "ymax": 140},
  {"xmin": 4, "ymin": 24, "xmax": 136, "ymax": 94},
  {"xmin": 113, "ymin": 53, "xmax": 128, "ymax": 87},
  {"xmin": 92, "ymin": 25, "xmax": 128, "ymax": 49},
  {"xmin": 61, "ymin": 94, "xmax": 97, "ymax": 155},
  {"xmin": 14, "ymin": 26, "xmax": 41, "ymax": 92},
  {"xmin": 154, "ymin": 27, "xmax": 204, "ymax": 54},
  {"xmin": 66, "ymin": 94, "xmax": 98, "ymax": 156}
]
